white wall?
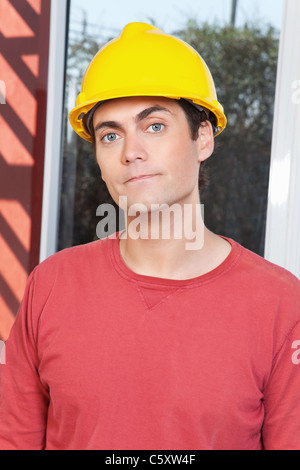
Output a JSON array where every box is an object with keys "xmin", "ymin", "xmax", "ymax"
[{"xmin": 264, "ymin": 0, "xmax": 300, "ymax": 278}]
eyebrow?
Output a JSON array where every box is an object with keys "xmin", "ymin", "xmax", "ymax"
[
  {"xmin": 94, "ymin": 105, "xmax": 172, "ymax": 134},
  {"xmin": 135, "ymin": 105, "xmax": 172, "ymax": 122}
]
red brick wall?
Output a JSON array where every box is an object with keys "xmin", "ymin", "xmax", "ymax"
[{"xmin": 0, "ymin": 0, "xmax": 51, "ymax": 340}]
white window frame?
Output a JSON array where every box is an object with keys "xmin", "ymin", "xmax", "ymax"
[
  {"xmin": 264, "ymin": 0, "xmax": 300, "ymax": 278},
  {"xmin": 39, "ymin": 0, "xmax": 69, "ymax": 262},
  {"xmin": 40, "ymin": 0, "xmax": 300, "ymax": 280}
]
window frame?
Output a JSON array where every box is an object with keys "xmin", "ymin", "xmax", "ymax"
[
  {"xmin": 264, "ymin": 0, "xmax": 300, "ymax": 278},
  {"xmin": 40, "ymin": 0, "xmax": 300, "ymax": 280},
  {"xmin": 39, "ymin": 0, "xmax": 69, "ymax": 262}
]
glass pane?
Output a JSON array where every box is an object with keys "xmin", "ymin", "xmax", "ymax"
[{"xmin": 59, "ymin": 0, "xmax": 284, "ymax": 256}]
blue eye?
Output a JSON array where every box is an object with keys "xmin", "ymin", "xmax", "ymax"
[
  {"xmin": 148, "ymin": 123, "xmax": 164, "ymax": 133},
  {"xmin": 102, "ymin": 133, "xmax": 118, "ymax": 142}
]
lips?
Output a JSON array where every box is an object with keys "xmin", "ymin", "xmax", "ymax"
[{"xmin": 125, "ymin": 174, "xmax": 159, "ymax": 183}]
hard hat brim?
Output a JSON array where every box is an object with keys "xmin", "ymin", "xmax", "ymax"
[{"xmin": 69, "ymin": 90, "xmax": 227, "ymax": 142}]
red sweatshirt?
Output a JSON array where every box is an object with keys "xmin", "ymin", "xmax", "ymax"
[{"xmin": 1, "ymin": 234, "xmax": 300, "ymax": 450}]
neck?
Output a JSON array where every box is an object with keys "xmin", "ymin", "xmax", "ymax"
[{"xmin": 119, "ymin": 200, "xmax": 232, "ymax": 280}]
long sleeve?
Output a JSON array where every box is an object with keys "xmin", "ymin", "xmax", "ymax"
[
  {"xmin": 262, "ymin": 320, "xmax": 300, "ymax": 450},
  {"xmin": 0, "ymin": 271, "xmax": 49, "ymax": 450}
]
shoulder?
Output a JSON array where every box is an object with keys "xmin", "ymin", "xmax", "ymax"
[
  {"xmin": 223, "ymin": 239, "xmax": 300, "ymax": 361},
  {"xmin": 28, "ymin": 235, "xmax": 117, "ymax": 296},
  {"xmin": 19, "ymin": 236, "xmax": 117, "ymax": 321},
  {"xmin": 235, "ymin": 240, "xmax": 300, "ymax": 292},
  {"xmin": 230, "ymin": 239, "xmax": 300, "ymax": 345},
  {"xmin": 37, "ymin": 236, "xmax": 114, "ymax": 275}
]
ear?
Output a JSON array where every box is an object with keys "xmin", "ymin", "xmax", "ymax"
[{"xmin": 196, "ymin": 121, "xmax": 214, "ymax": 163}]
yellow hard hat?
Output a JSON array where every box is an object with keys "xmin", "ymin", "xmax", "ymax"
[{"xmin": 69, "ymin": 22, "xmax": 227, "ymax": 142}]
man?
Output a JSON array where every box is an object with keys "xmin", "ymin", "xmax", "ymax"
[{"xmin": 0, "ymin": 22, "xmax": 300, "ymax": 450}]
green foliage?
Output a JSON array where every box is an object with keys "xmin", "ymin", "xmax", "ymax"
[{"xmin": 175, "ymin": 20, "xmax": 279, "ymax": 254}]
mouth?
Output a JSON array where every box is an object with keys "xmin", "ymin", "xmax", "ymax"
[{"xmin": 125, "ymin": 174, "xmax": 160, "ymax": 183}]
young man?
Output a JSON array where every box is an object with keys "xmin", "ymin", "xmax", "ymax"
[{"xmin": 1, "ymin": 22, "xmax": 300, "ymax": 450}]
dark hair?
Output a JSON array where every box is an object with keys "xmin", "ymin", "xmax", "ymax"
[
  {"xmin": 177, "ymin": 99, "xmax": 217, "ymax": 190},
  {"xmin": 89, "ymin": 98, "xmax": 216, "ymax": 190},
  {"xmin": 177, "ymin": 99, "xmax": 217, "ymax": 138}
]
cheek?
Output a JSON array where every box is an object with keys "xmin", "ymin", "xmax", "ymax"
[
  {"xmin": 96, "ymin": 160, "xmax": 107, "ymax": 182},
  {"xmin": 168, "ymin": 140, "xmax": 199, "ymax": 177},
  {"xmin": 96, "ymin": 151, "xmax": 111, "ymax": 184}
]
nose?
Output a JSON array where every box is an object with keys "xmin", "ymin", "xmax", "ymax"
[{"xmin": 121, "ymin": 133, "xmax": 148, "ymax": 164}]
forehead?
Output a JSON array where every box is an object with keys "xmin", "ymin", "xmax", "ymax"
[{"xmin": 92, "ymin": 96, "xmax": 183, "ymax": 122}]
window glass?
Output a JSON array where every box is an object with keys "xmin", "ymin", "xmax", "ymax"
[{"xmin": 59, "ymin": 0, "xmax": 284, "ymax": 256}]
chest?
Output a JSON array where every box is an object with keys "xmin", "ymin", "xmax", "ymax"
[{"xmin": 38, "ymin": 285, "xmax": 266, "ymax": 448}]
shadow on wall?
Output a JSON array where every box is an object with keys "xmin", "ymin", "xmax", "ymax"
[{"xmin": 0, "ymin": 0, "xmax": 50, "ymax": 340}]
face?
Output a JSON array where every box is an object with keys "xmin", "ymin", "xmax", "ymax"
[{"xmin": 93, "ymin": 96, "xmax": 213, "ymax": 210}]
